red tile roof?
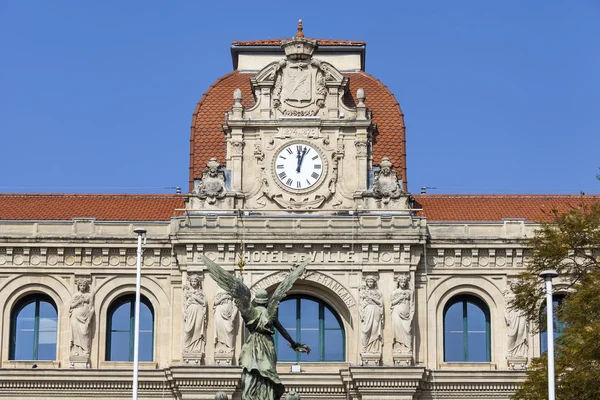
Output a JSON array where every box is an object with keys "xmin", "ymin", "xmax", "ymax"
[
  {"xmin": 413, "ymin": 194, "xmax": 600, "ymax": 222},
  {"xmin": 0, "ymin": 194, "xmax": 185, "ymax": 221},
  {"xmin": 189, "ymin": 71, "xmax": 406, "ymax": 191},
  {"xmin": 231, "ymin": 38, "xmax": 366, "ymax": 47}
]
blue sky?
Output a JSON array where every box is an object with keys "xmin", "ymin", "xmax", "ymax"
[{"xmin": 1, "ymin": 1, "xmax": 598, "ymax": 194}]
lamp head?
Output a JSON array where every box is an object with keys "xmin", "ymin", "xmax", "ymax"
[{"xmin": 539, "ymin": 270, "xmax": 558, "ymax": 279}]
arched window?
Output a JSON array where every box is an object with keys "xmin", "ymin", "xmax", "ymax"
[
  {"xmin": 540, "ymin": 294, "xmax": 566, "ymax": 354},
  {"xmin": 444, "ymin": 295, "xmax": 491, "ymax": 362},
  {"xmin": 10, "ymin": 294, "xmax": 58, "ymax": 360},
  {"xmin": 106, "ymin": 294, "xmax": 154, "ymax": 362},
  {"xmin": 275, "ymin": 296, "xmax": 345, "ymax": 362}
]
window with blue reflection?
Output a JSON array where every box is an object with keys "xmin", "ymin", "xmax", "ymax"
[
  {"xmin": 10, "ymin": 294, "xmax": 58, "ymax": 360},
  {"xmin": 540, "ymin": 295, "xmax": 565, "ymax": 354},
  {"xmin": 106, "ymin": 294, "xmax": 154, "ymax": 362},
  {"xmin": 443, "ymin": 295, "xmax": 490, "ymax": 362},
  {"xmin": 275, "ymin": 296, "xmax": 345, "ymax": 362}
]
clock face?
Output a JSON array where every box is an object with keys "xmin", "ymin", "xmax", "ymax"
[{"xmin": 274, "ymin": 143, "xmax": 324, "ymax": 190}]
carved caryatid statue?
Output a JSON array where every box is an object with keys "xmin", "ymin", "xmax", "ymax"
[
  {"xmin": 200, "ymin": 254, "xmax": 310, "ymax": 400},
  {"xmin": 359, "ymin": 275, "xmax": 384, "ymax": 355},
  {"xmin": 390, "ymin": 273, "xmax": 414, "ymax": 354},
  {"xmin": 372, "ymin": 157, "xmax": 403, "ymax": 204},
  {"xmin": 70, "ymin": 277, "xmax": 94, "ymax": 358},
  {"xmin": 194, "ymin": 158, "xmax": 226, "ymax": 204},
  {"xmin": 504, "ymin": 280, "xmax": 528, "ymax": 359},
  {"xmin": 183, "ymin": 273, "xmax": 207, "ymax": 357},
  {"xmin": 213, "ymin": 288, "xmax": 238, "ymax": 355}
]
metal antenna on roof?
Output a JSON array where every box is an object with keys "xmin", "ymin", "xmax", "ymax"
[
  {"xmin": 296, "ymin": 19, "xmax": 304, "ymax": 37},
  {"xmin": 420, "ymin": 186, "xmax": 438, "ymax": 194}
]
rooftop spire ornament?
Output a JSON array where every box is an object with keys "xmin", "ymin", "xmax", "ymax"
[{"xmin": 296, "ymin": 19, "xmax": 304, "ymax": 37}]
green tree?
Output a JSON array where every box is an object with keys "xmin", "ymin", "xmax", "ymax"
[{"xmin": 511, "ymin": 201, "xmax": 600, "ymax": 400}]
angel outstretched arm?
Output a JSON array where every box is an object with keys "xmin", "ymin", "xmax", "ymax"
[
  {"xmin": 200, "ymin": 254, "xmax": 252, "ymax": 317},
  {"xmin": 273, "ymin": 319, "xmax": 310, "ymax": 354}
]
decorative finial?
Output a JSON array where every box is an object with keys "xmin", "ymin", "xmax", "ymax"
[
  {"xmin": 296, "ymin": 19, "xmax": 304, "ymax": 37},
  {"xmin": 357, "ymin": 88, "xmax": 366, "ymax": 106},
  {"xmin": 233, "ymin": 88, "xmax": 242, "ymax": 106}
]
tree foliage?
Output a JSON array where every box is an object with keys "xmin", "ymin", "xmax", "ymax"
[{"xmin": 511, "ymin": 201, "xmax": 600, "ymax": 400}]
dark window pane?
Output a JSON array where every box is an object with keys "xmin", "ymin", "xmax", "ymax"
[
  {"xmin": 298, "ymin": 329, "xmax": 319, "ymax": 362},
  {"xmin": 300, "ymin": 299, "xmax": 319, "ymax": 329},
  {"xmin": 16, "ymin": 302, "xmax": 36, "ymax": 330},
  {"xmin": 540, "ymin": 297, "xmax": 565, "ymax": 354},
  {"xmin": 444, "ymin": 332, "xmax": 465, "ymax": 362},
  {"xmin": 444, "ymin": 296, "xmax": 490, "ymax": 362},
  {"xmin": 139, "ymin": 303, "xmax": 153, "ymax": 331},
  {"xmin": 139, "ymin": 331, "xmax": 153, "ymax": 362},
  {"xmin": 107, "ymin": 296, "xmax": 154, "ymax": 362},
  {"xmin": 111, "ymin": 303, "xmax": 131, "ymax": 331},
  {"xmin": 37, "ymin": 342, "xmax": 56, "ymax": 361},
  {"xmin": 467, "ymin": 332, "xmax": 488, "ymax": 362},
  {"xmin": 110, "ymin": 331, "xmax": 131, "ymax": 361},
  {"xmin": 466, "ymin": 302, "xmax": 486, "ymax": 331},
  {"xmin": 14, "ymin": 330, "xmax": 35, "ymax": 360},
  {"xmin": 39, "ymin": 301, "xmax": 57, "ymax": 320},
  {"xmin": 324, "ymin": 307, "xmax": 340, "ymax": 329},
  {"xmin": 12, "ymin": 297, "xmax": 58, "ymax": 361},
  {"xmin": 277, "ymin": 328, "xmax": 297, "ymax": 361},
  {"xmin": 444, "ymin": 302, "xmax": 464, "ymax": 332},
  {"xmin": 278, "ymin": 300, "xmax": 297, "ymax": 331},
  {"xmin": 324, "ymin": 330, "xmax": 344, "ymax": 361},
  {"xmin": 275, "ymin": 296, "xmax": 345, "ymax": 362}
]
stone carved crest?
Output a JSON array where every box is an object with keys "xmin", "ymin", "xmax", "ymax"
[
  {"xmin": 194, "ymin": 158, "xmax": 226, "ymax": 204},
  {"xmin": 272, "ymin": 59, "xmax": 327, "ymax": 117},
  {"xmin": 372, "ymin": 157, "xmax": 403, "ymax": 204}
]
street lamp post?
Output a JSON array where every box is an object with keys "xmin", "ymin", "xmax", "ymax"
[
  {"xmin": 540, "ymin": 270, "xmax": 558, "ymax": 400},
  {"xmin": 132, "ymin": 228, "xmax": 147, "ymax": 400}
]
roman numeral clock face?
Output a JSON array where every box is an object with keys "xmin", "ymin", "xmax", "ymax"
[{"xmin": 274, "ymin": 143, "xmax": 324, "ymax": 190}]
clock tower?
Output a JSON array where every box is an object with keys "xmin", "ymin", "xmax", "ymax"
[{"xmin": 188, "ymin": 22, "xmax": 408, "ymax": 212}]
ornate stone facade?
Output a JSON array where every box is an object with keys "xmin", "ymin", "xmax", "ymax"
[{"xmin": 5, "ymin": 25, "xmax": 584, "ymax": 399}]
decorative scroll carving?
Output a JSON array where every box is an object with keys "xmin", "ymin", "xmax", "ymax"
[
  {"xmin": 194, "ymin": 158, "xmax": 226, "ymax": 204},
  {"xmin": 372, "ymin": 157, "xmax": 403, "ymax": 204},
  {"xmin": 504, "ymin": 280, "xmax": 528, "ymax": 359},
  {"xmin": 213, "ymin": 289, "xmax": 238, "ymax": 361},
  {"xmin": 231, "ymin": 140, "xmax": 244, "ymax": 156},
  {"xmin": 254, "ymin": 144, "xmax": 264, "ymax": 161},
  {"xmin": 359, "ymin": 274, "xmax": 383, "ymax": 358},
  {"xmin": 391, "ymin": 273, "xmax": 414, "ymax": 355},
  {"xmin": 183, "ymin": 273, "xmax": 207, "ymax": 360},
  {"xmin": 69, "ymin": 277, "xmax": 94, "ymax": 361},
  {"xmin": 355, "ymin": 140, "xmax": 367, "ymax": 156}
]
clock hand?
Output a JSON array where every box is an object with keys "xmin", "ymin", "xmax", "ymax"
[
  {"xmin": 296, "ymin": 147, "xmax": 308, "ymax": 173},
  {"xmin": 296, "ymin": 148, "xmax": 302, "ymax": 172}
]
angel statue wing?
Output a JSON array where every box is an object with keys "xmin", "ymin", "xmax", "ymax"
[
  {"xmin": 199, "ymin": 254, "xmax": 252, "ymax": 316},
  {"xmin": 267, "ymin": 258, "xmax": 310, "ymax": 319}
]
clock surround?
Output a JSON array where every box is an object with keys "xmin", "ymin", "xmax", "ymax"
[{"xmin": 272, "ymin": 140, "xmax": 327, "ymax": 194}]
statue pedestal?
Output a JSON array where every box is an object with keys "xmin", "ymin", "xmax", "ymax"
[
  {"xmin": 506, "ymin": 356, "xmax": 528, "ymax": 370},
  {"xmin": 69, "ymin": 354, "xmax": 89, "ymax": 368},
  {"xmin": 183, "ymin": 352, "xmax": 204, "ymax": 365},
  {"xmin": 214, "ymin": 350, "xmax": 234, "ymax": 366},
  {"xmin": 392, "ymin": 353, "xmax": 413, "ymax": 366},
  {"xmin": 360, "ymin": 352, "xmax": 381, "ymax": 366}
]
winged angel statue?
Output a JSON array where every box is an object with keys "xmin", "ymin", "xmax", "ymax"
[{"xmin": 200, "ymin": 255, "xmax": 311, "ymax": 400}]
